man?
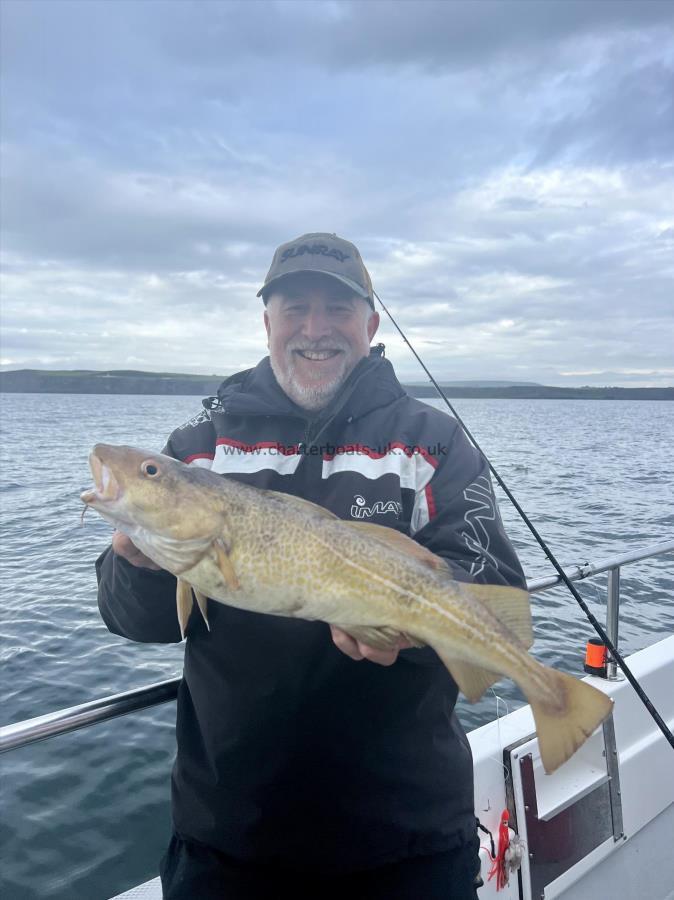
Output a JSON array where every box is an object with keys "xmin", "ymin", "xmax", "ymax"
[{"xmin": 97, "ymin": 233, "xmax": 526, "ymax": 899}]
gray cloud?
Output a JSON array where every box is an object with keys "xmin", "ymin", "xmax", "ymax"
[
  {"xmin": 1, "ymin": 0, "xmax": 672, "ymax": 385},
  {"xmin": 18, "ymin": 0, "xmax": 666, "ymax": 74},
  {"xmin": 531, "ymin": 60, "xmax": 674, "ymax": 167}
]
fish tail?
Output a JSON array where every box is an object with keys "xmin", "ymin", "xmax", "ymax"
[{"xmin": 528, "ymin": 667, "xmax": 613, "ymax": 774}]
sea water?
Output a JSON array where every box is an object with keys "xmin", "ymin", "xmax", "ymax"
[{"xmin": 1, "ymin": 393, "xmax": 672, "ymax": 899}]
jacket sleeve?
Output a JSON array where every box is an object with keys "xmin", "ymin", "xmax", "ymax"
[
  {"xmin": 96, "ymin": 546, "xmax": 182, "ymax": 643},
  {"xmin": 412, "ymin": 422, "xmax": 526, "ymax": 590},
  {"xmin": 401, "ymin": 420, "xmax": 526, "ymax": 668}
]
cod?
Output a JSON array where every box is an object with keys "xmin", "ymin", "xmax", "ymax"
[{"xmin": 82, "ymin": 443, "xmax": 613, "ymax": 774}]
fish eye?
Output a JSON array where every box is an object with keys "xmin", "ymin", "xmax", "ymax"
[{"xmin": 141, "ymin": 461, "xmax": 160, "ymax": 477}]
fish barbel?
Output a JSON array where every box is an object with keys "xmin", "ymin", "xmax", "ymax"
[{"xmin": 81, "ymin": 443, "xmax": 613, "ymax": 774}]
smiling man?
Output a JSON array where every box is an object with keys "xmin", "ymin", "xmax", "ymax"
[
  {"xmin": 264, "ymin": 276, "xmax": 378, "ymax": 411},
  {"xmin": 97, "ymin": 232, "xmax": 526, "ymax": 899},
  {"xmin": 260, "ymin": 234, "xmax": 380, "ymax": 412}
]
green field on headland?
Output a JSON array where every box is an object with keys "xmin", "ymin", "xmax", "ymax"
[{"xmin": 1, "ymin": 369, "xmax": 672, "ymax": 400}]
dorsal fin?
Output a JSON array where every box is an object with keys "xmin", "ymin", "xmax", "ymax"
[
  {"xmin": 259, "ymin": 493, "xmax": 448, "ymax": 573},
  {"xmin": 345, "ymin": 522, "xmax": 451, "ymax": 572},
  {"xmin": 465, "ymin": 583, "xmax": 534, "ymax": 649}
]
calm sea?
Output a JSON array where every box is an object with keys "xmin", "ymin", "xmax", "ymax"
[{"xmin": 1, "ymin": 393, "xmax": 672, "ymax": 899}]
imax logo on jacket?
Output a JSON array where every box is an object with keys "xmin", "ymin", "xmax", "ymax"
[{"xmin": 350, "ymin": 494, "xmax": 403, "ymax": 520}]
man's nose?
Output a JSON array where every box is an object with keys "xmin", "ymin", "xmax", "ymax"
[{"xmin": 301, "ymin": 308, "xmax": 333, "ymax": 342}]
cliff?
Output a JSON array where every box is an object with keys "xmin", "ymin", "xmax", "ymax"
[{"xmin": 1, "ymin": 369, "xmax": 672, "ymax": 399}]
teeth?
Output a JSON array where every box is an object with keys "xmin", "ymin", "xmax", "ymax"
[{"xmin": 300, "ymin": 350, "xmax": 338, "ymax": 360}]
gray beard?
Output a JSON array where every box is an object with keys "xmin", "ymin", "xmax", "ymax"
[{"xmin": 270, "ymin": 355, "xmax": 347, "ymax": 412}]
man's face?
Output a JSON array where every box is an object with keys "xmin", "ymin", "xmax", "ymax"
[{"xmin": 264, "ymin": 274, "xmax": 380, "ymax": 412}]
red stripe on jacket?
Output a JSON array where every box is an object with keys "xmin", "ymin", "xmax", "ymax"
[{"xmin": 425, "ymin": 483, "xmax": 437, "ymax": 520}]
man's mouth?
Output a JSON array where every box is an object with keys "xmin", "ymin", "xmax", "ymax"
[{"xmin": 294, "ymin": 349, "xmax": 342, "ymax": 361}]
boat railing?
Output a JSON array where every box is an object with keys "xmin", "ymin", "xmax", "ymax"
[{"xmin": 1, "ymin": 538, "xmax": 672, "ymax": 755}]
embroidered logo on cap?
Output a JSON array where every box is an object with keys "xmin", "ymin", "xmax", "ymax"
[{"xmin": 281, "ymin": 243, "xmax": 350, "ymax": 263}]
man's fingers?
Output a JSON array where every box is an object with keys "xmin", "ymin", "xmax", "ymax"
[
  {"xmin": 330, "ymin": 625, "xmax": 408, "ymax": 666},
  {"xmin": 357, "ymin": 643, "xmax": 399, "ymax": 667},
  {"xmin": 397, "ymin": 636, "xmax": 416, "ymax": 651},
  {"xmin": 330, "ymin": 626, "xmax": 364, "ymax": 661},
  {"xmin": 112, "ymin": 531, "xmax": 161, "ymax": 570}
]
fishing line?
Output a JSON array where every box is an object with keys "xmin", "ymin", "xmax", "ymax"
[
  {"xmin": 488, "ymin": 688, "xmax": 511, "ymax": 783},
  {"xmin": 374, "ymin": 288, "xmax": 674, "ymax": 750}
]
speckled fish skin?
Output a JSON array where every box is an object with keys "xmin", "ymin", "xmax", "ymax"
[{"xmin": 82, "ymin": 443, "xmax": 614, "ymax": 774}]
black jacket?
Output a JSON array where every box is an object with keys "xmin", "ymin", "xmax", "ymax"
[{"xmin": 97, "ymin": 348, "xmax": 526, "ymax": 872}]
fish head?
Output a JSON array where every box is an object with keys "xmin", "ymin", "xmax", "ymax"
[{"xmin": 81, "ymin": 443, "xmax": 227, "ymax": 542}]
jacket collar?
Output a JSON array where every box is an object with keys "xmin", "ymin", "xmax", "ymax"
[{"xmin": 211, "ymin": 344, "xmax": 405, "ymax": 425}]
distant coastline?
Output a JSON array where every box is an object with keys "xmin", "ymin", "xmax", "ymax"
[{"xmin": 1, "ymin": 369, "xmax": 672, "ymax": 400}]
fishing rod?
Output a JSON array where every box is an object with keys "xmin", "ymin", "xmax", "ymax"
[{"xmin": 373, "ymin": 288, "xmax": 674, "ymax": 752}]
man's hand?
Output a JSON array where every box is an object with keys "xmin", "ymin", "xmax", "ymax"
[
  {"xmin": 330, "ymin": 625, "xmax": 414, "ymax": 667},
  {"xmin": 112, "ymin": 531, "xmax": 161, "ymax": 570}
]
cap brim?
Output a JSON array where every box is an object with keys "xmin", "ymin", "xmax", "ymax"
[{"xmin": 257, "ymin": 271, "xmax": 371, "ymax": 301}]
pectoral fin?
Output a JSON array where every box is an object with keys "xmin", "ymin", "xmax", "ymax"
[
  {"xmin": 213, "ymin": 539, "xmax": 240, "ymax": 591},
  {"xmin": 176, "ymin": 578, "xmax": 193, "ymax": 641},
  {"xmin": 334, "ymin": 624, "xmax": 425, "ymax": 651}
]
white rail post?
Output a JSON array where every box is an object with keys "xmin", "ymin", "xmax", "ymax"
[{"xmin": 606, "ymin": 566, "xmax": 621, "ymax": 680}]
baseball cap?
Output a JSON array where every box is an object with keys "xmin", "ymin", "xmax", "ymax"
[{"xmin": 257, "ymin": 233, "xmax": 375, "ymax": 308}]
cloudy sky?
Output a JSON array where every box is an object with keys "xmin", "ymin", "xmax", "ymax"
[{"xmin": 1, "ymin": 0, "xmax": 673, "ymax": 385}]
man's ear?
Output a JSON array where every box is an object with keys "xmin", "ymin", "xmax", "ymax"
[
  {"xmin": 263, "ymin": 308, "xmax": 271, "ymax": 347},
  {"xmin": 367, "ymin": 311, "xmax": 380, "ymax": 342}
]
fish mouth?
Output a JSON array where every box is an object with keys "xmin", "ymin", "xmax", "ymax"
[{"xmin": 80, "ymin": 451, "xmax": 121, "ymax": 505}]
